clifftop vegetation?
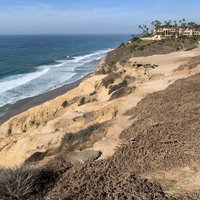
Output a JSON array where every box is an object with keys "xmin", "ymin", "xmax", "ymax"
[
  {"xmin": 138, "ymin": 19, "xmax": 200, "ymax": 36},
  {"xmin": 99, "ymin": 36, "xmax": 199, "ymax": 71}
]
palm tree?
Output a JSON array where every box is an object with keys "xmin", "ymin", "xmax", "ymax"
[
  {"xmin": 164, "ymin": 20, "xmax": 172, "ymax": 28},
  {"xmin": 138, "ymin": 25, "xmax": 143, "ymax": 36},
  {"xmin": 151, "ymin": 20, "xmax": 162, "ymax": 29},
  {"xmin": 174, "ymin": 21, "xmax": 178, "ymax": 27},
  {"xmin": 179, "ymin": 20, "xmax": 182, "ymax": 27},
  {"xmin": 138, "ymin": 24, "xmax": 149, "ymax": 36},
  {"xmin": 181, "ymin": 18, "xmax": 187, "ymax": 29}
]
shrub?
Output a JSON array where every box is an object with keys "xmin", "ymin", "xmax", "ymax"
[
  {"xmin": 0, "ymin": 168, "xmax": 55, "ymax": 200},
  {"xmin": 61, "ymin": 100, "xmax": 68, "ymax": 108},
  {"xmin": 124, "ymin": 75, "xmax": 136, "ymax": 83},
  {"xmin": 118, "ymin": 43, "xmax": 126, "ymax": 48},
  {"xmin": 131, "ymin": 36, "xmax": 140, "ymax": 42},
  {"xmin": 79, "ymin": 97, "xmax": 86, "ymax": 106},
  {"xmin": 108, "ymin": 80, "xmax": 128, "ymax": 95},
  {"xmin": 102, "ymin": 73, "xmax": 116, "ymax": 88},
  {"xmin": 110, "ymin": 61, "xmax": 116, "ymax": 65}
]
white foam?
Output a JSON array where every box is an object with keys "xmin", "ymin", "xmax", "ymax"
[
  {"xmin": 0, "ymin": 48, "xmax": 112, "ymax": 107},
  {"xmin": 52, "ymin": 48, "xmax": 112, "ymax": 73},
  {"xmin": 0, "ymin": 67, "xmax": 50, "ymax": 94},
  {"xmin": 73, "ymin": 48, "xmax": 112, "ymax": 63}
]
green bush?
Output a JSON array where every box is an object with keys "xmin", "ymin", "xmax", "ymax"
[
  {"xmin": 118, "ymin": 43, "xmax": 126, "ymax": 48},
  {"xmin": 131, "ymin": 36, "xmax": 140, "ymax": 42}
]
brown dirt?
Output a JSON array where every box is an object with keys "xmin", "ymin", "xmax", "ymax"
[
  {"xmin": 44, "ymin": 73, "xmax": 200, "ymax": 200},
  {"xmin": 119, "ymin": 73, "xmax": 200, "ymax": 173}
]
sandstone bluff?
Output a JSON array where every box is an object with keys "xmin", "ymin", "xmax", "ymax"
[{"xmin": 1, "ymin": 38, "xmax": 200, "ymax": 199}]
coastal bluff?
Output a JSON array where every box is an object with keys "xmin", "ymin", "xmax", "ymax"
[{"xmin": 1, "ymin": 38, "xmax": 200, "ymax": 199}]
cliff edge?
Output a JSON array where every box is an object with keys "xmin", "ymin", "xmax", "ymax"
[{"xmin": 1, "ymin": 38, "xmax": 200, "ymax": 199}]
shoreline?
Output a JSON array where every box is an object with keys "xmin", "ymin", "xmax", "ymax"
[{"xmin": 0, "ymin": 74, "xmax": 90, "ymax": 125}]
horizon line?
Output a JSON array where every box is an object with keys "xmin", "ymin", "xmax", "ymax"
[{"xmin": 0, "ymin": 33, "xmax": 132, "ymax": 36}]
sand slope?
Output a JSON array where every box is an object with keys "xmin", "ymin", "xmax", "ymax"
[
  {"xmin": 0, "ymin": 45, "xmax": 200, "ymax": 169},
  {"xmin": 0, "ymin": 43, "xmax": 200, "ymax": 199},
  {"xmin": 45, "ymin": 53, "xmax": 200, "ymax": 199}
]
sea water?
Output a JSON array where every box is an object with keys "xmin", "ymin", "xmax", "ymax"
[{"xmin": 0, "ymin": 34, "xmax": 129, "ymax": 114}]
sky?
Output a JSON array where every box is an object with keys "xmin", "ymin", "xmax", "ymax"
[{"xmin": 0, "ymin": 0, "xmax": 199, "ymax": 35}]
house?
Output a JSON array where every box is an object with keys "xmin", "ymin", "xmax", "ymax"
[
  {"xmin": 153, "ymin": 27, "xmax": 179, "ymax": 37},
  {"xmin": 194, "ymin": 30, "xmax": 200, "ymax": 36},
  {"xmin": 182, "ymin": 28, "xmax": 198, "ymax": 36},
  {"xmin": 181, "ymin": 28, "xmax": 200, "ymax": 36},
  {"xmin": 153, "ymin": 27, "xmax": 200, "ymax": 38}
]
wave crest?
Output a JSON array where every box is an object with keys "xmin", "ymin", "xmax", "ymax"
[{"xmin": 0, "ymin": 48, "xmax": 112, "ymax": 107}]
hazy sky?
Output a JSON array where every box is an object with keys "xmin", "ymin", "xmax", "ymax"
[{"xmin": 0, "ymin": 0, "xmax": 199, "ymax": 34}]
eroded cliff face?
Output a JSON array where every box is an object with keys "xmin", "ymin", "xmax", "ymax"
[
  {"xmin": 44, "ymin": 72, "xmax": 200, "ymax": 200},
  {"xmin": 1, "ymin": 39, "xmax": 200, "ymax": 199},
  {"xmin": 0, "ymin": 41, "xmax": 200, "ymax": 170},
  {"xmin": 0, "ymin": 59, "xmax": 137, "ymax": 167},
  {"xmin": 96, "ymin": 37, "xmax": 199, "ymax": 73}
]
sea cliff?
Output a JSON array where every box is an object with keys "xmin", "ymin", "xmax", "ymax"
[{"xmin": 1, "ymin": 38, "xmax": 200, "ymax": 199}]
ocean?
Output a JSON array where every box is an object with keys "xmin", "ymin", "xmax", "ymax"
[{"xmin": 0, "ymin": 34, "xmax": 129, "ymax": 115}]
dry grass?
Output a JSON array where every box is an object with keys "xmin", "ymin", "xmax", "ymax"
[{"xmin": 0, "ymin": 167, "xmax": 56, "ymax": 200}]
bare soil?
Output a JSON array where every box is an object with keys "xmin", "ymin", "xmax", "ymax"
[{"xmin": 44, "ymin": 73, "xmax": 200, "ymax": 200}]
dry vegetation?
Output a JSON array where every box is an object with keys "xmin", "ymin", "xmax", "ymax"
[
  {"xmin": 0, "ymin": 167, "xmax": 57, "ymax": 200},
  {"xmin": 44, "ymin": 73, "xmax": 200, "ymax": 200},
  {"xmin": 99, "ymin": 37, "xmax": 199, "ymax": 70}
]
